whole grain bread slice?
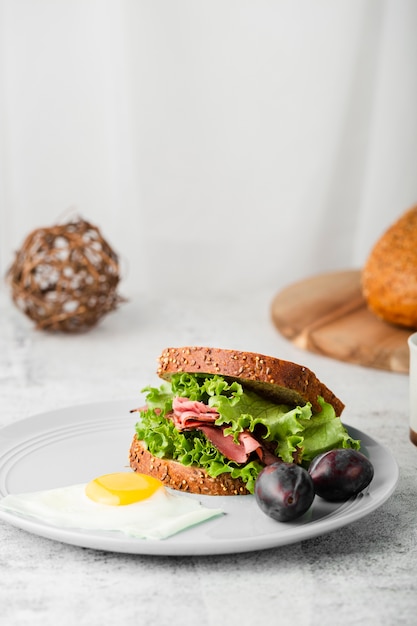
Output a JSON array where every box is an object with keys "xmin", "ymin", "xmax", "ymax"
[
  {"xmin": 129, "ymin": 436, "xmax": 250, "ymax": 495},
  {"xmin": 157, "ymin": 346, "xmax": 344, "ymax": 415}
]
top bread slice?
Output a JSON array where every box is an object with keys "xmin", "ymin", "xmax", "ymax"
[{"xmin": 157, "ymin": 346, "xmax": 344, "ymax": 416}]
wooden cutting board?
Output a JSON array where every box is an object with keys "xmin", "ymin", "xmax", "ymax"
[{"xmin": 271, "ymin": 270, "xmax": 410, "ymax": 373}]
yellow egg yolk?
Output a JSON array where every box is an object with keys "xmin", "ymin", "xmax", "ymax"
[{"xmin": 85, "ymin": 472, "xmax": 163, "ymax": 506}]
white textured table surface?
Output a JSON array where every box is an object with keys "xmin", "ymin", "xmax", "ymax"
[{"xmin": 0, "ymin": 286, "xmax": 416, "ymax": 626}]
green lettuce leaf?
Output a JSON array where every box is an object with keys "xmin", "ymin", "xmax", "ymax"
[
  {"xmin": 211, "ymin": 391, "xmax": 359, "ymax": 464},
  {"xmin": 141, "ymin": 382, "xmax": 173, "ymax": 413},
  {"xmin": 135, "ymin": 373, "xmax": 359, "ymax": 494},
  {"xmin": 298, "ymin": 397, "xmax": 360, "ymax": 462},
  {"xmin": 171, "ymin": 372, "xmax": 243, "ymax": 404},
  {"xmin": 135, "ymin": 402, "xmax": 262, "ymax": 493}
]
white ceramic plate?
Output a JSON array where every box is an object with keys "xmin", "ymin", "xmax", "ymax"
[{"xmin": 0, "ymin": 400, "xmax": 398, "ymax": 555}]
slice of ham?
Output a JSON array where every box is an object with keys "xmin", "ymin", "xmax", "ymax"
[
  {"xmin": 171, "ymin": 396, "xmax": 280, "ymax": 465},
  {"xmin": 172, "ymin": 396, "xmax": 219, "ymax": 428},
  {"xmin": 131, "ymin": 405, "xmax": 161, "ymax": 415},
  {"xmin": 198, "ymin": 424, "xmax": 260, "ymax": 464}
]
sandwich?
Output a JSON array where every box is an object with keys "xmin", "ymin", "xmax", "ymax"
[{"xmin": 129, "ymin": 347, "xmax": 359, "ymax": 495}]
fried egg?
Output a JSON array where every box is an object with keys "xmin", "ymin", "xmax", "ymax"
[{"xmin": 0, "ymin": 472, "xmax": 223, "ymax": 540}]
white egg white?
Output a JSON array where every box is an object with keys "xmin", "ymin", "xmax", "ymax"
[{"xmin": 0, "ymin": 484, "xmax": 223, "ymax": 540}]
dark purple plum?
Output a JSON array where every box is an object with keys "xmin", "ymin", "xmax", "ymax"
[
  {"xmin": 308, "ymin": 448, "xmax": 374, "ymax": 502},
  {"xmin": 254, "ymin": 462, "xmax": 315, "ymax": 522}
]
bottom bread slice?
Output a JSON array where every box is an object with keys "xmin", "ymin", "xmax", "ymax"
[{"xmin": 129, "ymin": 435, "xmax": 250, "ymax": 496}]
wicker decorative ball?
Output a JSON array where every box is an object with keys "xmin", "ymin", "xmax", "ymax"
[{"xmin": 6, "ymin": 218, "xmax": 124, "ymax": 332}]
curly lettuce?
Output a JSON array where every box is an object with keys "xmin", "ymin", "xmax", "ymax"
[
  {"xmin": 135, "ymin": 373, "xmax": 359, "ymax": 494},
  {"xmin": 135, "ymin": 403, "xmax": 262, "ymax": 493}
]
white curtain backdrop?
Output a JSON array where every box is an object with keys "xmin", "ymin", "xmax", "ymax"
[{"xmin": 1, "ymin": 0, "xmax": 416, "ymax": 297}]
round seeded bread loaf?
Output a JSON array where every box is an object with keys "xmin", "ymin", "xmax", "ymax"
[{"xmin": 362, "ymin": 205, "xmax": 417, "ymax": 329}]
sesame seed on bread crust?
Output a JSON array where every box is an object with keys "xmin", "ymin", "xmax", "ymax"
[
  {"xmin": 129, "ymin": 436, "xmax": 250, "ymax": 496},
  {"xmin": 157, "ymin": 346, "xmax": 344, "ymax": 416}
]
